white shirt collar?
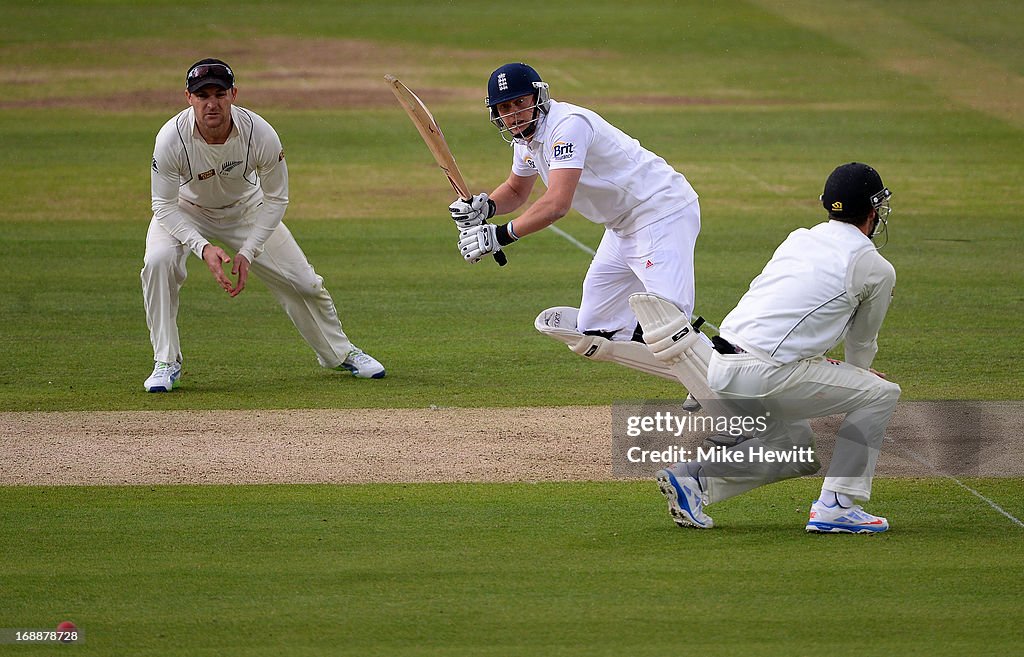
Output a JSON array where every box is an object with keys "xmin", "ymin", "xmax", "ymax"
[{"xmin": 827, "ymin": 219, "xmax": 872, "ymax": 243}]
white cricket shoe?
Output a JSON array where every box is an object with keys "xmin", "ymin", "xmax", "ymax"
[
  {"xmin": 144, "ymin": 361, "xmax": 181, "ymax": 392},
  {"xmin": 805, "ymin": 500, "xmax": 889, "ymax": 534},
  {"xmin": 337, "ymin": 347, "xmax": 386, "ymax": 379},
  {"xmin": 655, "ymin": 469, "xmax": 714, "ymax": 529}
]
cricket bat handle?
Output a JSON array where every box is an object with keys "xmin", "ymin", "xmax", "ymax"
[{"xmin": 455, "ymin": 190, "xmax": 506, "ymax": 267}]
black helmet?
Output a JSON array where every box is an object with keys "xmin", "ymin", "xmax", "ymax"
[{"xmin": 821, "ymin": 162, "xmax": 890, "ymax": 219}]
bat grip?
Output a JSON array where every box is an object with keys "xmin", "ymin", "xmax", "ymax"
[{"xmin": 457, "ymin": 193, "xmax": 507, "ymax": 266}]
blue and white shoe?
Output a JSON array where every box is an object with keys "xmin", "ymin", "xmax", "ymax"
[
  {"xmin": 806, "ymin": 500, "xmax": 889, "ymax": 534},
  {"xmin": 655, "ymin": 469, "xmax": 713, "ymax": 529},
  {"xmin": 144, "ymin": 360, "xmax": 181, "ymax": 392},
  {"xmin": 336, "ymin": 347, "xmax": 386, "ymax": 379}
]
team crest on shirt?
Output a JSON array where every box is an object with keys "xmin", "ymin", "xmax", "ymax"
[
  {"xmin": 552, "ymin": 140, "xmax": 574, "ymax": 160},
  {"xmin": 523, "ymin": 155, "xmax": 537, "ymax": 170},
  {"xmin": 221, "ymin": 160, "xmax": 243, "ymax": 174}
]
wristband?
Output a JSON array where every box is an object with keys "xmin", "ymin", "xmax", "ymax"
[
  {"xmin": 495, "ymin": 223, "xmax": 518, "ymax": 246},
  {"xmin": 486, "ymin": 199, "xmax": 497, "ymax": 219}
]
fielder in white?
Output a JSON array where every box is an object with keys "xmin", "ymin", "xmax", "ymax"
[
  {"xmin": 632, "ymin": 162, "xmax": 900, "ymax": 533},
  {"xmin": 451, "ymin": 63, "xmax": 716, "ymax": 407},
  {"xmin": 141, "ymin": 58, "xmax": 385, "ymax": 392}
]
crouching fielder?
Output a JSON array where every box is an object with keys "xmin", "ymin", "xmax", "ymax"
[
  {"xmin": 450, "ymin": 63, "xmax": 712, "ymax": 401},
  {"xmin": 141, "ymin": 58, "xmax": 385, "ymax": 392},
  {"xmin": 632, "ymin": 163, "xmax": 901, "ymax": 533}
]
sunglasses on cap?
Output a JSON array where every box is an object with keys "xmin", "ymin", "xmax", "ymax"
[{"xmin": 186, "ymin": 63, "xmax": 234, "ymax": 88}]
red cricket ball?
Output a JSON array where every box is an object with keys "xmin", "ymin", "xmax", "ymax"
[{"xmin": 56, "ymin": 621, "xmax": 76, "ymax": 642}]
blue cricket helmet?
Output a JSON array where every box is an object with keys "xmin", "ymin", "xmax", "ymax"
[
  {"xmin": 486, "ymin": 63, "xmax": 551, "ymax": 141},
  {"xmin": 487, "ymin": 63, "xmax": 546, "ymax": 107}
]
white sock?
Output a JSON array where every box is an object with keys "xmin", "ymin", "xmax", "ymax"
[{"xmin": 819, "ymin": 489, "xmax": 855, "ymax": 508}]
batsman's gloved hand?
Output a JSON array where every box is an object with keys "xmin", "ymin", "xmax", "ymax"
[
  {"xmin": 449, "ymin": 193, "xmax": 496, "ymax": 230},
  {"xmin": 458, "ymin": 223, "xmax": 500, "ymax": 263}
]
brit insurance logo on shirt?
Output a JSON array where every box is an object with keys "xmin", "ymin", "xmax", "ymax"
[
  {"xmin": 551, "ymin": 140, "xmax": 574, "ymax": 161},
  {"xmin": 522, "ymin": 155, "xmax": 537, "ymax": 170}
]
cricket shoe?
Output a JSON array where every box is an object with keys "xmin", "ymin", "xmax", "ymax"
[
  {"xmin": 655, "ymin": 469, "xmax": 713, "ymax": 529},
  {"xmin": 336, "ymin": 347, "xmax": 386, "ymax": 379},
  {"xmin": 805, "ymin": 500, "xmax": 888, "ymax": 534},
  {"xmin": 144, "ymin": 360, "xmax": 181, "ymax": 392}
]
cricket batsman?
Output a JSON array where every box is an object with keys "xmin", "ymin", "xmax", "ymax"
[{"xmin": 450, "ymin": 63, "xmax": 720, "ymax": 410}]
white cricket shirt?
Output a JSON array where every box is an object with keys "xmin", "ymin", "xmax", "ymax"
[
  {"xmin": 151, "ymin": 105, "xmax": 289, "ymax": 262},
  {"xmin": 720, "ymin": 221, "xmax": 896, "ymax": 369},
  {"xmin": 511, "ymin": 100, "xmax": 697, "ymax": 234}
]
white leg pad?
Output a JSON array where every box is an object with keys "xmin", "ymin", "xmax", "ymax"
[
  {"xmin": 627, "ymin": 293, "xmax": 732, "ymax": 417},
  {"xmin": 535, "ymin": 307, "xmax": 678, "ymax": 381}
]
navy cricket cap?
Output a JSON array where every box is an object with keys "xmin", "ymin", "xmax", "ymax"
[{"xmin": 186, "ymin": 58, "xmax": 235, "ymax": 93}]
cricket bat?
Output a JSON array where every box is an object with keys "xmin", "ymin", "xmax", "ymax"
[{"xmin": 385, "ymin": 74, "xmax": 507, "ymax": 266}]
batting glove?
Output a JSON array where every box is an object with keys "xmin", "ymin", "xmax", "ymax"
[
  {"xmin": 458, "ymin": 223, "xmax": 501, "ymax": 263},
  {"xmin": 449, "ymin": 193, "xmax": 496, "ymax": 230}
]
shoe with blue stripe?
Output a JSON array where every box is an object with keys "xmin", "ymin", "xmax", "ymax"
[
  {"xmin": 144, "ymin": 360, "xmax": 181, "ymax": 392},
  {"xmin": 656, "ymin": 469, "xmax": 713, "ymax": 529},
  {"xmin": 336, "ymin": 347, "xmax": 386, "ymax": 379},
  {"xmin": 806, "ymin": 500, "xmax": 888, "ymax": 534}
]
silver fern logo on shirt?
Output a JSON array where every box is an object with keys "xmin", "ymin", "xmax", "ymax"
[{"xmin": 220, "ymin": 160, "xmax": 243, "ymax": 174}]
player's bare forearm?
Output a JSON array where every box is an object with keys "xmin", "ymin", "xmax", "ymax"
[
  {"xmin": 507, "ymin": 195, "xmax": 570, "ymax": 238},
  {"xmin": 487, "ymin": 185, "xmax": 522, "ymax": 215},
  {"xmin": 489, "ymin": 173, "xmax": 536, "ymax": 215},
  {"xmin": 506, "ymin": 168, "xmax": 581, "ymax": 238}
]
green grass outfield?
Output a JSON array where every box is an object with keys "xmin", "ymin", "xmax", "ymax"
[
  {"xmin": 2, "ymin": 480, "xmax": 1023, "ymax": 657},
  {"xmin": 1, "ymin": 0, "xmax": 1023, "ymax": 409},
  {"xmin": 1, "ymin": 1, "xmax": 1023, "ymax": 656}
]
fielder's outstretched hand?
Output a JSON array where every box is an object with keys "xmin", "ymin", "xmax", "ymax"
[
  {"xmin": 230, "ymin": 254, "xmax": 250, "ymax": 298},
  {"xmin": 458, "ymin": 224, "xmax": 500, "ymax": 263},
  {"xmin": 449, "ymin": 193, "xmax": 495, "ymax": 230},
  {"xmin": 202, "ymin": 244, "xmax": 236, "ymax": 295}
]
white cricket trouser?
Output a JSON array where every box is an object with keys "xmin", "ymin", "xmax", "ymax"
[
  {"xmin": 577, "ymin": 201, "xmax": 700, "ymax": 338},
  {"xmin": 141, "ymin": 208, "xmax": 353, "ymax": 368},
  {"xmin": 703, "ymin": 352, "xmax": 901, "ymax": 502}
]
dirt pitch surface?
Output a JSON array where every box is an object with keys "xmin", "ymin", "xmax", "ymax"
[{"xmin": 2, "ymin": 403, "xmax": 1020, "ymax": 486}]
